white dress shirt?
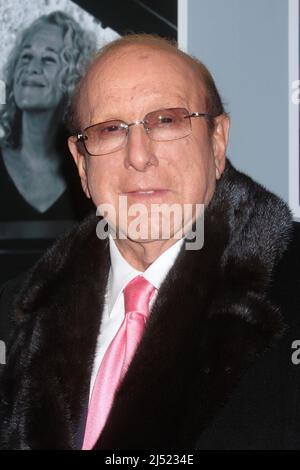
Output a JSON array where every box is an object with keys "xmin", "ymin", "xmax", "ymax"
[{"xmin": 89, "ymin": 234, "xmax": 185, "ymax": 398}]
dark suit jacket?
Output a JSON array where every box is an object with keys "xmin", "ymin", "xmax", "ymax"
[{"xmin": 0, "ymin": 160, "xmax": 299, "ymax": 450}]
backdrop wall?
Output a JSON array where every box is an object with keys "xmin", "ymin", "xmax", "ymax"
[{"xmin": 183, "ymin": 0, "xmax": 289, "ymax": 204}]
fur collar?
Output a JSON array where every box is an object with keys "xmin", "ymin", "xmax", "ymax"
[{"xmin": 0, "ymin": 160, "xmax": 293, "ymax": 449}]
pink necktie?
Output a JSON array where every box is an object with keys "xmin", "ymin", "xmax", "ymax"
[{"xmin": 82, "ymin": 275, "xmax": 155, "ymax": 450}]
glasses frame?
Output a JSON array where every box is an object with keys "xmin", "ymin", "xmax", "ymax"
[{"xmin": 76, "ymin": 108, "xmax": 214, "ymax": 156}]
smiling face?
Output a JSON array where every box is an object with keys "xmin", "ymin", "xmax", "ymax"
[
  {"xmin": 69, "ymin": 45, "xmax": 229, "ymax": 243},
  {"xmin": 13, "ymin": 23, "xmax": 64, "ymax": 111}
]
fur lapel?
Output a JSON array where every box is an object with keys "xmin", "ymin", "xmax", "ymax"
[{"xmin": 0, "ymin": 160, "xmax": 293, "ymax": 449}]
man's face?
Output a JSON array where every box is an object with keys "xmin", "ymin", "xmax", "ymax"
[
  {"xmin": 13, "ymin": 24, "xmax": 65, "ymax": 111},
  {"xmin": 69, "ymin": 46, "xmax": 229, "ymax": 241}
]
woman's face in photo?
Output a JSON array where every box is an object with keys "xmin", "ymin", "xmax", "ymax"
[{"xmin": 13, "ymin": 23, "xmax": 65, "ymax": 111}]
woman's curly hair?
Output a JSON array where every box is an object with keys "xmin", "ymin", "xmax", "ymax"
[{"xmin": 0, "ymin": 10, "xmax": 95, "ymax": 148}]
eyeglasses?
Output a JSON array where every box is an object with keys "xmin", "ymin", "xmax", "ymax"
[{"xmin": 76, "ymin": 107, "xmax": 214, "ymax": 156}]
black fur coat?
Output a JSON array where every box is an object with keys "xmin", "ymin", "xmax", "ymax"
[{"xmin": 0, "ymin": 160, "xmax": 299, "ymax": 450}]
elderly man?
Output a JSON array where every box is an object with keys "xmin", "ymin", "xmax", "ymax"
[{"xmin": 0, "ymin": 34, "xmax": 299, "ymax": 450}]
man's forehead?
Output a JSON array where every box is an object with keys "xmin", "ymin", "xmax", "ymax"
[
  {"xmin": 93, "ymin": 44, "xmax": 181, "ymax": 67},
  {"xmin": 78, "ymin": 45, "xmax": 205, "ymax": 124},
  {"xmin": 88, "ymin": 45, "xmax": 198, "ymax": 90}
]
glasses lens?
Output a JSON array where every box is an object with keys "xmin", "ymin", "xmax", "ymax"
[
  {"xmin": 83, "ymin": 120, "xmax": 127, "ymax": 155},
  {"xmin": 145, "ymin": 108, "xmax": 191, "ymax": 142}
]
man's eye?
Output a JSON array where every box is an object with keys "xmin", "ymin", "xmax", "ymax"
[
  {"xmin": 102, "ymin": 125, "xmax": 121, "ymax": 133},
  {"xmin": 158, "ymin": 116, "xmax": 175, "ymax": 124},
  {"xmin": 99, "ymin": 124, "xmax": 124, "ymax": 137}
]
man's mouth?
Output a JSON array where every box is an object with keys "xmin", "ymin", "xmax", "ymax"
[{"xmin": 121, "ymin": 189, "xmax": 170, "ymax": 199}]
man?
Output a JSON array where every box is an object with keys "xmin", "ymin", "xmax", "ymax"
[{"xmin": 0, "ymin": 34, "xmax": 299, "ymax": 450}]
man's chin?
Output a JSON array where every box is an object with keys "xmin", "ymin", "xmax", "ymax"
[{"xmin": 112, "ymin": 218, "xmax": 184, "ymax": 244}]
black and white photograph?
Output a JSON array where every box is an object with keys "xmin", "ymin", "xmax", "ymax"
[{"xmin": 0, "ymin": 0, "xmax": 177, "ymax": 282}]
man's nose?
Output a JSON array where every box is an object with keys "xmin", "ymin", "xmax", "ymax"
[{"xmin": 124, "ymin": 125, "xmax": 158, "ymax": 171}]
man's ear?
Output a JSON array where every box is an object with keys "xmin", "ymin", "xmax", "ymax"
[
  {"xmin": 212, "ymin": 114, "xmax": 230, "ymax": 180},
  {"xmin": 68, "ymin": 136, "xmax": 91, "ymax": 199}
]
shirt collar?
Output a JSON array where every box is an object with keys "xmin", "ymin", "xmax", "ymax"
[{"xmin": 108, "ymin": 234, "xmax": 184, "ymax": 316}]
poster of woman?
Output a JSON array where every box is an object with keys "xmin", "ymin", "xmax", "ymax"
[
  {"xmin": 0, "ymin": 0, "xmax": 177, "ymax": 240},
  {"xmin": 0, "ymin": 1, "xmax": 119, "ymax": 241},
  {"xmin": 0, "ymin": 0, "xmax": 177, "ymax": 283}
]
